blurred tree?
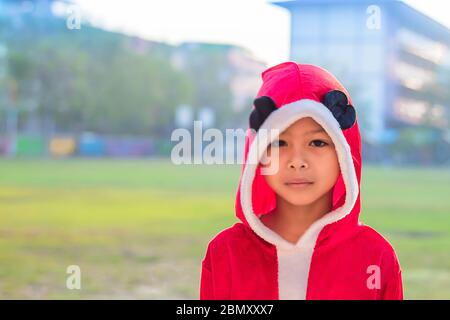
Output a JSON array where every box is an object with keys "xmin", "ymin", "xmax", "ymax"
[
  {"xmin": 175, "ymin": 44, "xmax": 234, "ymax": 129},
  {"xmin": 3, "ymin": 19, "xmax": 194, "ymax": 137}
]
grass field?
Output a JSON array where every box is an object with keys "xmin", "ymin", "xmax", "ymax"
[{"xmin": 0, "ymin": 159, "xmax": 449, "ymax": 299}]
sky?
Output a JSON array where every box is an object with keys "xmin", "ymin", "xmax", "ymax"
[{"xmin": 68, "ymin": 0, "xmax": 450, "ymax": 66}]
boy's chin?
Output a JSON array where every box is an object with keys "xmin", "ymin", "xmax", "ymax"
[{"xmin": 279, "ymin": 193, "xmax": 319, "ymax": 207}]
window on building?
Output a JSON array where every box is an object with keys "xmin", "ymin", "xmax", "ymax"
[{"xmin": 397, "ymin": 28, "xmax": 448, "ymax": 64}]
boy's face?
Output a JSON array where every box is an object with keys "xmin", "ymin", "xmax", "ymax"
[{"xmin": 261, "ymin": 117, "xmax": 340, "ymax": 207}]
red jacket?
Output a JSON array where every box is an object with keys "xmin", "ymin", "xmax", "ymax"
[{"xmin": 200, "ymin": 62, "xmax": 403, "ymax": 300}]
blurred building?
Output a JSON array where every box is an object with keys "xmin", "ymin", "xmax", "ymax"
[
  {"xmin": 171, "ymin": 43, "xmax": 266, "ymax": 163},
  {"xmin": 172, "ymin": 42, "xmax": 266, "ymax": 114},
  {"xmin": 274, "ymin": 0, "xmax": 450, "ymax": 164},
  {"xmin": 128, "ymin": 39, "xmax": 266, "ymax": 117},
  {"xmin": 227, "ymin": 47, "xmax": 267, "ymax": 113}
]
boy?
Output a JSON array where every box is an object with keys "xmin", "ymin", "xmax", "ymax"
[{"xmin": 200, "ymin": 62, "xmax": 403, "ymax": 300}]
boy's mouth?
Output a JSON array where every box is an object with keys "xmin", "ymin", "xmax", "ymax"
[{"xmin": 285, "ymin": 179, "xmax": 314, "ymax": 188}]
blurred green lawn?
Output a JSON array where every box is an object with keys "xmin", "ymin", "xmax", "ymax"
[{"xmin": 0, "ymin": 159, "xmax": 449, "ymax": 299}]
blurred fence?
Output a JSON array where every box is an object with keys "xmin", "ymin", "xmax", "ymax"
[{"xmin": 0, "ymin": 134, "xmax": 156, "ymax": 158}]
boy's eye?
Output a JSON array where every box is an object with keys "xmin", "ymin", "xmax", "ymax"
[
  {"xmin": 270, "ymin": 139, "xmax": 287, "ymax": 148},
  {"xmin": 310, "ymin": 140, "xmax": 328, "ymax": 147}
]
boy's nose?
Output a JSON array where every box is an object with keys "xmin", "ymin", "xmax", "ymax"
[{"xmin": 288, "ymin": 156, "xmax": 309, "ymax": 170}]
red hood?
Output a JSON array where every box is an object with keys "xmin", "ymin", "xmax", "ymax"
[{"xmin": 235, "ymin": 61, "xmax": 362, "ymax": 250}]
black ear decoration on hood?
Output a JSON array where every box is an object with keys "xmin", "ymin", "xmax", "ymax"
[
  {"xmin": 322, "ymin": 90, "xmax": 356, "ymax": 130},
  {"xmin": 249, "ymin": 96, "xmax": 278, "ymax": 131}
]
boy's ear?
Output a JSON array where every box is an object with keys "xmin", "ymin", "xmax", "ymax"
[
  {"xmin": 322, "ymin": 90, "xmax": 356, "ymax": 130},
  {"xmin": 249, "ymin": 96, "xmax": 278, "ymax": 131}
]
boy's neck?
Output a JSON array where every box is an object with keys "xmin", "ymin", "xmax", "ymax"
[{"xmin": 261, "ymin": 191, "xmax": 333, "ymax": 245}]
